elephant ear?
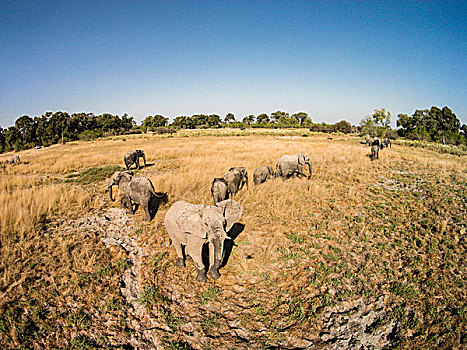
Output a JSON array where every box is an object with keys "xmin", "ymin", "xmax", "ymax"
[
  {"xmin": 297, "ymin": 153, "xmax": 306, "ymax": 165},
  {"xmin": 176, "ymin": 206, "xmax": 207, "ymax": 239},
  {"xmin": 216, "ymin": 199, "xmax": 243, "ymax": 232}
]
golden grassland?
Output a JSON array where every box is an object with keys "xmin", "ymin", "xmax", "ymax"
[{"xmin": 0, "ymin": 130, "xmax": 466, "ymax": 349}]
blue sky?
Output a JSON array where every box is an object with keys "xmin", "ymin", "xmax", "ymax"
[{"xmin": 1, "ymin": 0, "xmax": 466, "ymax": 127}]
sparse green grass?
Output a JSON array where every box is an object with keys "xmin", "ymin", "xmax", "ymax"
[
  {"xmin": 199, "ymin": 287, "xmax": 222, "ymax": 305},
  {"xmin": 65, "ymin": 165, "xmax": 124, "ymax": 184}
]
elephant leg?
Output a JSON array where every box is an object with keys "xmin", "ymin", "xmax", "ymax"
[
  {"xmin": 170, "ymin": 234, "xmax": 186, "ymax": 267},
  {"xmin": 142, "ymin": 201, "xmax": 151, "ymax": 221},
  {"xmin": 186, "ymin": 236, "xmax": 207, "ymax": 282},
  {"xmin": 122, "ymin": 196, "xmax": 134, "ymax": 214}
]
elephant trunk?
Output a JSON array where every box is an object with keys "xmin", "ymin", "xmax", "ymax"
[
  {"xmin": 245, "ymin": 174, "xmax": 249, "ymax": 189},
  {"xmin": 108, "ymin": 185, "xmax": 116, "ymax": 201},
  {"xmin": 307, "ymin": 162, "xmax": 312, "ymax": 179},
  {"xmin": 143, "ymin": 154, "xmax": 146, "ymax": 167}
]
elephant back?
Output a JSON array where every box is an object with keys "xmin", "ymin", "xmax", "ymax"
[{"xmin": 128, "ymin": 176, "xmax": 154, "ymax": 195}]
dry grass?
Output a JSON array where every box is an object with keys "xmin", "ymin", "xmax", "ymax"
[{"xmin": 0, "ymin": 130, "xmax": 466, "ymax": 349}]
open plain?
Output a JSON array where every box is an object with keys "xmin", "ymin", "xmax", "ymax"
[{"xmin": 0, "ymin": 129, "xmax": 466, "ymax": 349}]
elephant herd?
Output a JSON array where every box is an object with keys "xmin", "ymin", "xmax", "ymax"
[
  {"xmin": 365, "ymin": 135, "xmax": 392, "ymax": 161},
  {"xmin": 106, "ymin": 149, "xmax": 313, "ymax": 282}
]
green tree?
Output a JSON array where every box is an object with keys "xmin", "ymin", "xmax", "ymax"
[
  {"xmin": 0, "ymin": 126, "xmax": 5, "ymax": 153},
  {"xmin": 291, "ymin": 112, "xmax": 309, "ymax": 126},
  {"xmin": 15, "ymin": 115, "xmax": 36, "ymax": 147},
  {"xmin": 172, "ymin": 116, "xmax": 188, "ymax": 128},
  {"xmin": 372, "ymin": 108, "xmax": 391, "ymax": 128},
  {"xmin": 224, "ymin": 113, "xmax": 236, "ymax": 124},
  {"xmin": 271, "ymin": 111, "xmax": 289, "ymax": 123},
  {"xmin": 242, "ymin": 115, "xmax": 255, "ymax": 125},
  {"xmin": 332, "ymin": 120, "xmax": 352, "ymax": 133},
  {"xmin": 207, "ymin": 114, "xmax": 221, "ymax": 128},
  {"xmin": 4, "ymin": 126, "xmax": 20, "ymax": 151},
  {"xmin": 256, "ymin": 113, "xmax": 270, "ymax": 124}
]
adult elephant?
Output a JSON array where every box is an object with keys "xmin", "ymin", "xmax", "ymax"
[
  {"xmin": 124, "ymin": 150, "xmax": 146, "ymax": 170},
  {"xmin": 276, "ymin": 153, "xmax": 311, "ymax": 179},
  {"xmin": 7, "ymin": 155, "xmax": 20, "ymax": 164},
  {"xmin": 211, "ymin": 178, "xmax": 229, "ymax": 204},
  {"xmin": 253, "ymin": 166, "xmax": 275, "ymax": 186},
  {"xmin": 164, "ymin": 199, "xmax": 243, "ymax": 282},
  {"xmin": 365, "ymin": 134, "xmax": 371, "ymax": 146},
  {"xmin": 228, "ymin": 167, "xmax": 248, "ymax": 189},
  {"xmin": 370, "ymin": 145, "xmax": 379, "ymax": 161},
  {"xmin": 223, "ymin": 169, "xmax": 243, "ymax": 196},
  {"xmin": 108, "ymin": 171, "xmax": 167, "ymax": 221}
]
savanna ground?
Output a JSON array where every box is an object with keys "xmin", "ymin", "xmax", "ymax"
[{"xmin": 0, "ymin": 129, "xmax": 465, "ymax": 349}]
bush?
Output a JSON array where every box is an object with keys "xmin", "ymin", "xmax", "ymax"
[
  {"xmin": 154, "ymin": 127, "xmax": 176, "ymax": 135},
  {"xmin": 78, "ymin": 130, "xmax": 101, "ymax": 141},
  {"xmin": 123, "ymin": 129, "xmax": 142, "ymax": 135}
]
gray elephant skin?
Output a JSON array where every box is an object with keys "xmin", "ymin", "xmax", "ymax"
[
  {"xmin": 276, "ymin": 153, "xmax": 311, "ymax": 179},
  {"xmin": 108, "ymin": 171, "xmax": 167, "ymax": 221},
  {"xmin": 365, "ymin": 134, "xmax": 371, "ymax": 145},
  {"xmin": 164, "ymin": 199, "xmax": 243, "ymax": 282},
  {"xmin": 253, "ymin": 166, "xmax": 275, "ymax": 186},
  {"xmin": 228, "ymin": 167, "xmax": 248, "ymax": 189},
  {"xmin": 370, "ymin": 145, "xmax": 379, "ymax": 161},
  {"xmin": 124, "ymin": 150, "xmax": 146, "ymax": 170},
  {"xmin": 223, "ymin": 169, "xmax": 243, "ymax": 196},
  {"xmin": 211, "ymin": 178, "xmax": 229, "ymax": 204},
  {"xmin": 382, "ymin": 138, "xmax": 391, "ymax": 148}
]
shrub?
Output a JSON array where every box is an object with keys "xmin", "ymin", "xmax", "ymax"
[{"xmin": 154, "ymin": 127, "xmax": 176, "ymax": 135}]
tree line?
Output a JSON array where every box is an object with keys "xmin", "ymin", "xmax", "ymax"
[
  {"xmin": 360, "ymin": 106, "xmax": 466, "ymax": 145},
  {"xmin": 1, "ymin": 107, "xmax": 465, "ymax": 153}
]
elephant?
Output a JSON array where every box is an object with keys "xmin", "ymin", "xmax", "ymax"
[
  {"xmin": 371, "ymin": 138, "xmax": 381, "ymax": 149},
  {"xmin": 276, "ymin": 153, "xmax": 311, "ymax": 179},
  {"xmin": 370, "ymin": 145, "xmax": 379, "ymax": 161},
  {"xmin": 124, "ymin": 150, "xmax": 146, "ymax": 170},
  {"xmin": 382, "ymin": 138, "xmax": 391, "ymax": 148},
  {"xmin": 253, "ymin": 166, "xmax": 275, "ymax": 186},
  {"xmin": 365, "ymin": 134, "xmax": 371, "ymax": 146},
  {"xmin": 7, "ymin": 155, "xmax": 20, "ymax": 164},
  {"xmin": 164, "ymin": 199, "xmax": 243, "ymax": 282},
  {"xmin": 211, "ymin": 178, "xmax": 229, "ymax": 204},
  {"xmin": 223, "ymin": 169, "xmax": 243, "ymax": 196},
  {"xmin": 108, "ymin": 171, "xmax": 167, "ymax": 221},
  {"xmin": 228, "ymin": 167, "xmax": 249, "ymax": 189}
]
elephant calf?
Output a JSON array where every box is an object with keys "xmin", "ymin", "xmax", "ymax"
[
  {"xmin": 223, "ymin": 169, "xmax": 244, "ymax": 196},
  {"xmin": 211, "ymin": 178, "xmax": 229, "ymax": 204},
  {"xmin": 228, "ymin": 167, "xmax": 248, "ymax": 189},
  {"xmin": 382, "ymin": 138, "xmax": 391, "ymax": 148},
  {"xmin": 124, "ymin": 150, "xmax": 146, "ymax": 170},
  {"xmin": 253, "ymin": 166, "xmax": 275, "ymax": 186},
  {"xmin": 108, "ymin": 171, "xmax": 167, "ymax": 221},
  {"xmin": 164, "ymin": 199, "xmax": 243, "ymax": 282},
  {"xmin": 276, "ymin": 153, "xmax": 311, "ymax": 179}
]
